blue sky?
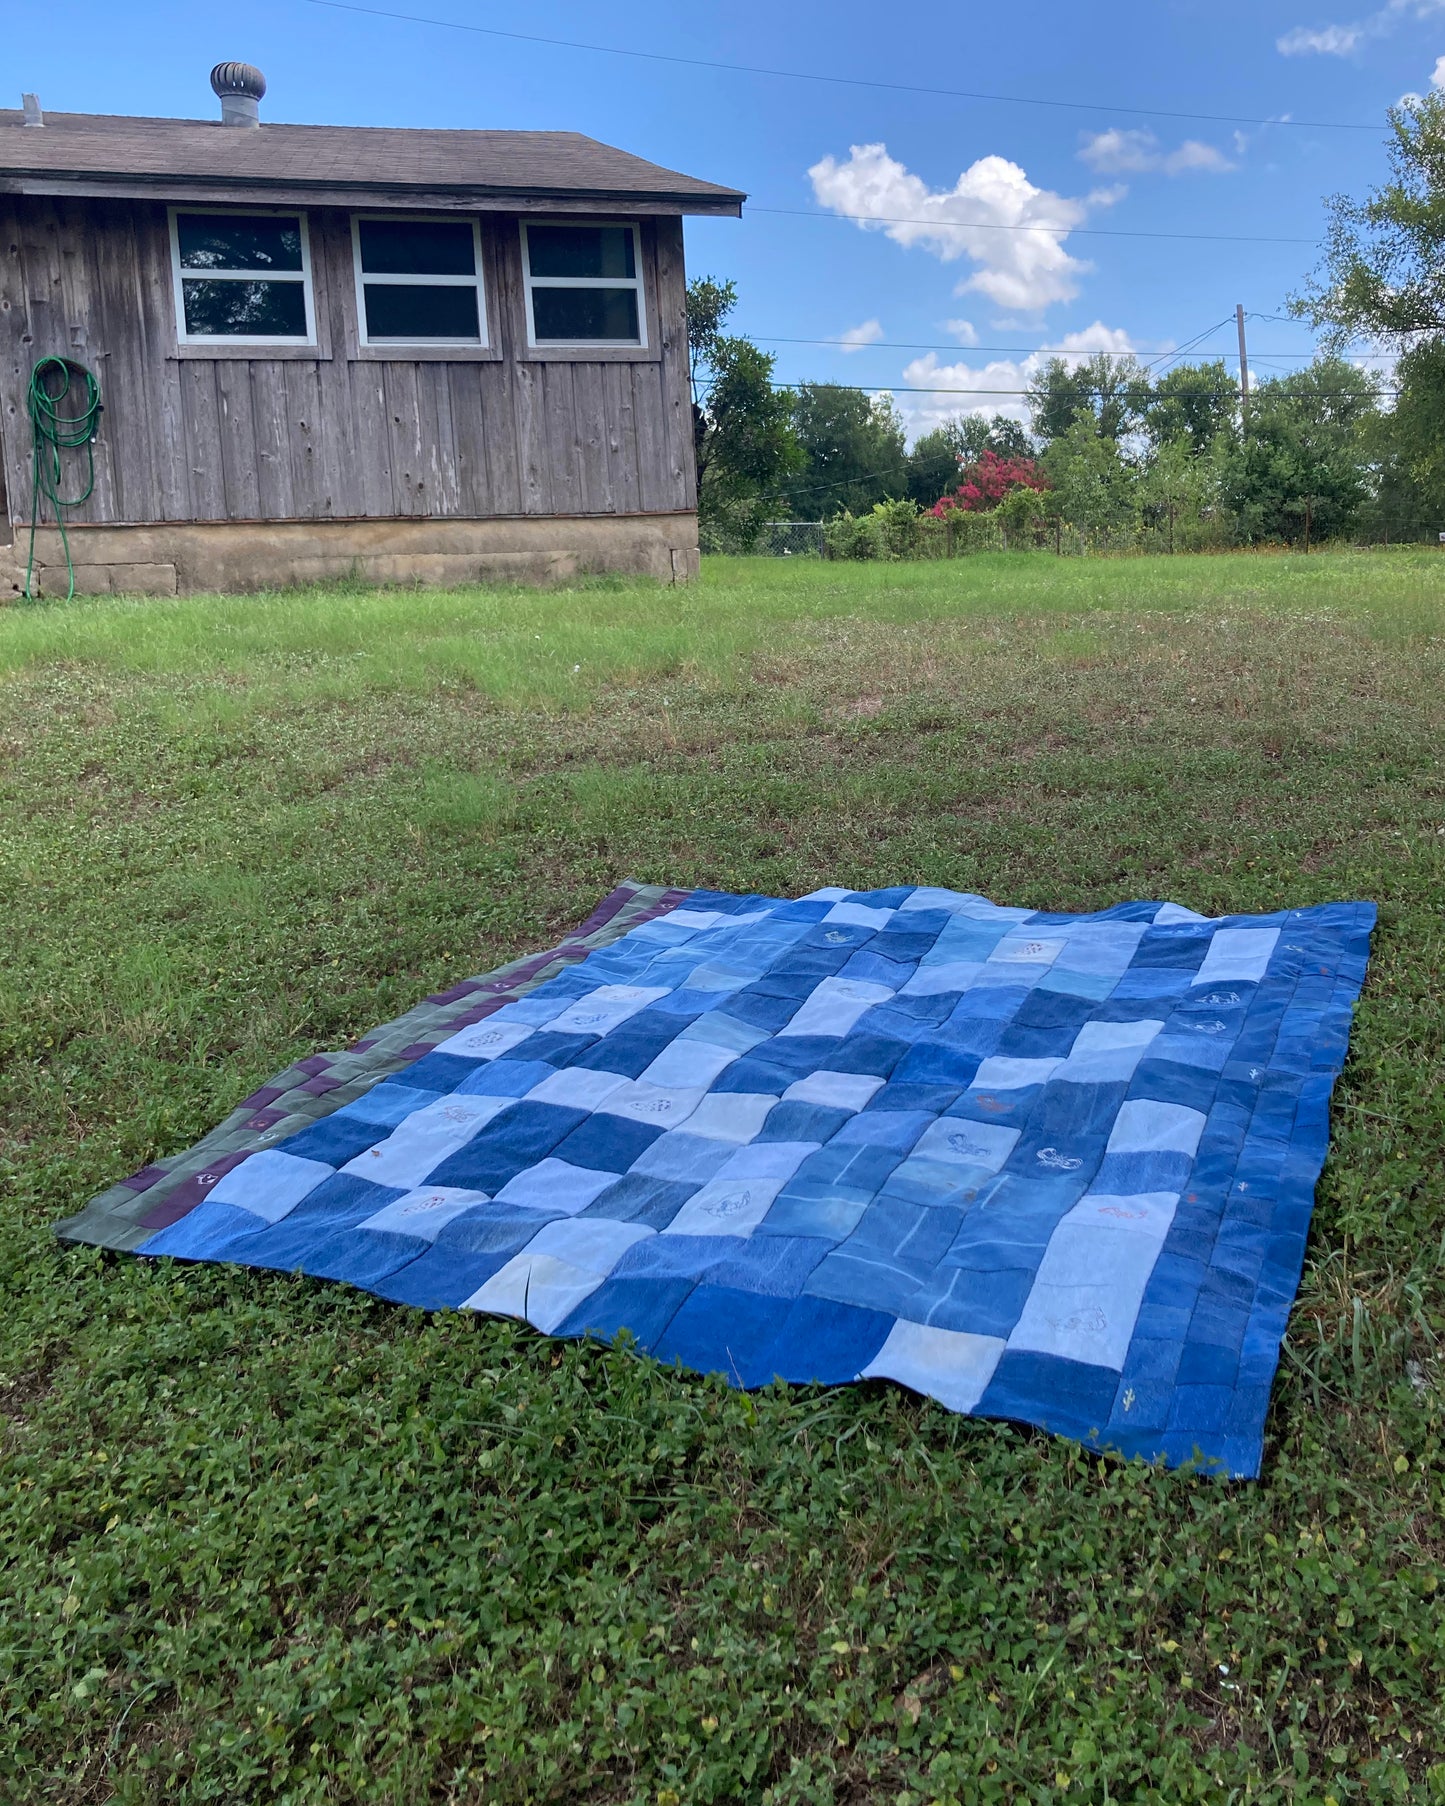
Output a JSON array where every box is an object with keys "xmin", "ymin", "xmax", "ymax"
[{"xmin": 12, "ymin": 0, "xmax": 1441, "ymax": 438}]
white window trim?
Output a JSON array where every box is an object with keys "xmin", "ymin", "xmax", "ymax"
[
  {"xmin": 169, "ymin": 206, "xmax": 316, "ymax": 348},
  {"xmin": 520, "ymin": 220, "xmax": 647, "ymax": 350},
  {"xmin": 351, "ymin": 214, "xmax": 489, "ymax": 348}
]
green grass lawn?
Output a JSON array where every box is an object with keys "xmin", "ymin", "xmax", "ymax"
[{"xmin": 2, "ymin": 550, "xmax": 1443, "ymax": 1805}]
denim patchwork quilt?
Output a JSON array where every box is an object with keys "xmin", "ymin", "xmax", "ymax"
[{"xmin": 58, "ymin": 881, "xmax": 1375, "ymax": 1477}]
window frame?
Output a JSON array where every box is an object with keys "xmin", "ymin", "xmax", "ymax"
[
  {"xmin": 350, "ymin": 213, "xmax": 490, "ymax": 350},
  {"xmin": 520, "ymin": 219, "xmax": 648, "ymax": 351},
  {"xmin": 168, "ymin": 205, "xmax": 317, "ymax": 349}
]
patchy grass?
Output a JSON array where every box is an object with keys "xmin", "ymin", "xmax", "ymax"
[{"xmin": 1, "ymin": 549, "xmax": 1443, "ymax": 1805}]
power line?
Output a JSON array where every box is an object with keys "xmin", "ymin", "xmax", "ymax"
[
  {"xmin": 304, "ymin": 0, "xmax": 1380, "ymax": 132},
  {"xmin": 749, "ymin": 206, "xmax": 1321, "ymax": 248},
  {"xmin": 1142, "ymin": 320, "xmax": 1235, "ymax": 381},
  {"xmin": 816, "ymin": 383, "xmax": 1402, "ymax": 395},
  {"xmin": 757, "ymin": 335, "xmax": 1374, "ymax": 359}
]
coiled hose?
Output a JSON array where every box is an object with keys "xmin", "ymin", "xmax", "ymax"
[{"xmin": 23, "ymin": 355, "xmax": 102, "ymax": 603}]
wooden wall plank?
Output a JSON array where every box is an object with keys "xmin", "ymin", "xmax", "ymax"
[
  {"xmin": 95, "ymin": 199, "xmax": 177, "ymax": 524},
  {"xmin": 0, "ymin": 198, "xmax": 22, "ymax": 534},
  {"xmin": 571, "ymin": 362, "xmax": 612, "ymax": 515},
  {"xmin": 282, "ymin": 360, "xmax": 326, "ymax": 515},
  {"xmin": 631, "ymin": 361, "xmax": 668, "ymax": 514},
  {"xmin": 179, "ymin": 359, "xmax": 227, "ymax": 518},
  {"xmin": 653, "ymin": 215, "xmax": 694, "ymax": 512},
  {"xmin": 341, "ymin": 358, "xmax": 395, "ymax": 518},
  {"xmin": 214, "ymin": 360, "xmax": 262, "ymax": 519},
  {"xmin": 512, "ymin": 363, "xmax": 550, "ymax": 515},
  {"xmin": 543, "ymin": 363, "xmax": 580, "ymax": 514},
  {"xmin": 21, "ymin": 198, "xmax": 118, "ymax": 526},
  {"xmin": 603, "ymin": 361, "xmax": 641, "ymax": 516},
  {"xmin": 477, "ymin": 359, "xmax": 519, "ymax": 515},
  {"xmin": 131, "ymin": 203, "xmax": 192, "ymax": 521},
  {"xmin": 381, "ymin": 362, "xmax": 426, "ymax": 515},
  {"xmin": 445, "ymin": 364, "xmax": 487, "ymax": 514},
  {"xmin": 419, "ymin": 362, "xmax": 462, "ymax": 515},
  {"xmin": 251, "ymin": 361, "xmax": 295, "ymax": 520},
  {"xmin": 54, "ymin": 199, "xmax": 117, "ymax": 524}
]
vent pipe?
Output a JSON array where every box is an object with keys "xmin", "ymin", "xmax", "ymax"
[{"xmin": 210, "ymin": 62, "xmax": 265, "ymax": 127}]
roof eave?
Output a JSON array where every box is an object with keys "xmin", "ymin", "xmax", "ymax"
[{"xmin": 0, "ymin": 169, "xmax": 746, "ymax": 216}]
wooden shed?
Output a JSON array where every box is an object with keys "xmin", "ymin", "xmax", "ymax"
[{"xmin": 0, "ymin": 66, "xmax": 743, "ymax": 597}]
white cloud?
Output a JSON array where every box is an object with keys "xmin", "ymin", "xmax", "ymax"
[
  {"xmin": 1080, "ymin": 131, "xmax": 1174, "ymax": 174},
  {"xmin": 1166, "ymin": 140, "xmax": 1237, "ymax": 173},
  {"xmin": 1079, "ymin": 128, "xmax": 1235, "ymax": 175},
  {"xmin": 1277, "ymin": 0, "xmax": 1445, "ymax": 57},
  {"xmin": 1433, "ymin": 52, "xmax": 1445, "ymax": 81},
  {"xmin": 944, "ymin": 318, "xmax": 979, "ymax": 345},
  {"xmin": 836, "ymin": 318, "xmax": 885, "ymax": 353},
  {"xmin": 808, "ymin": 142, "xmax": 1095, "ymax": 312},
  {"xmin": 895, "ymin": 321, "xmax": 1143, "ymax": 439},
  {"xmin": 1277, "ymin": 22, "xmax": 1363, "ymax": 52}
]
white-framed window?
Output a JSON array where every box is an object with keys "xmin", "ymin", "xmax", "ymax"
[
  {"xmin": 351, "ymin": 215, "xmax": 489, "ymax": 346},
  {"xmin": 521, "ymin": 221, "xmax": 646, "ymax": 349},
  {"xmin": 169, "ymin": 207, "xmax": 315, "ymax": 345}
]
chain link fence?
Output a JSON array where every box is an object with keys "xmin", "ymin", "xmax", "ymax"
[
  {"xmin": 703, "ymin": 516, "xmax": 1445, "ymax": 559},
  {"xmin": 698, "ymin": 521, "xmax": 828, "ymax": 557}
]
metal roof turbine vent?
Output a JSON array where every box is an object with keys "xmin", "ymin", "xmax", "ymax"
[{"xmin": 210, "ymin": 62, "xmax": 266, "ymax": 128}]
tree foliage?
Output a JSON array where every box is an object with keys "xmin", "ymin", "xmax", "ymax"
[
  {"xmin": 1145, "ymin": 362, "xmax": 1237, "ymax": 458},
  {"xmin": 1216, "ymin": 359, "xmax": 1379, "ymax": 545},
  {"xmin": 687, "ymin": 276, "xmax": 801, "ymax": 545},
  {"xmin": 1040, "ymin": 420, "xmax": 1139, "ymax": 536},
  {"xmin": 1294, "ymin": 92, "xmax": 1445, "ymax": 347},
  {"xmin": 1027, "ymin": 354, "xmax": 1149, "ymax": 443},
  {"xmin": 779, "ymin": 384, "xmax": 908, "ymax": 517}
]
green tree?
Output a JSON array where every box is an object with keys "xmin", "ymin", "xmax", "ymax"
[
  {"xmin": 1370, "ymin": 343, "xmax": 1445, "ymax": 534},
  {"xmin": 780, "ymin": 384, "xmax": 908, "ymax": 517},
  {"xmin": 1215, "ymin": 359, "xmax": 1378, "ymax": 545},
  {"xmin": 1137, "ymin": 437, "xmax": 1223, "ymax": 550},
  {"xmin": 1293, "ymin": 93, "xmax": 1445, "ymax": 347},
  {"xmin": 1145, "ymin": 361, "xmax": 1237, "ymax": 456},
  {"xmin": 1028, "ymin": 354, "xmax": 1148, "ymax": 444},
  {"xmin": 687, "ymin": 276, "xmax": 801, "ymax": 546},
  {"xmin": 1291, "ymin": 95, "xmax": 1445, "ymax": 537},
  {"xmin": 1041, "ymin": 418, "xmax": 1138, "ymax": 536},
  {"xmin": 905, "ymin": 427, "xmax": 964, "ymax": 509}
]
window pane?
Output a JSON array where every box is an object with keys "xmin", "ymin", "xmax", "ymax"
[
  {"xmin": 363, "ymin": 283, "xmax": 481, "ymax": 340},
  {"xmin": 182, "ymin": 277, "xmax": 309, "ymax": 337},
  {"xmin": 177, "ymin": 213, "xmax": 303, "ymax": 272},
  {"xmin": 531, "ymin": 285, "xmax": 640, "ymax": 343},
  {"xmin": 527, "ymin": 225, "xmax": 635, "ymax": 280},
  {"xmin": 358, "ymin": 218, "xmax": 476, "ymax": 276}
]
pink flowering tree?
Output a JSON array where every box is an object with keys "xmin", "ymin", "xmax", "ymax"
[{"xmin": 931, "ymin": 447, "xmax": 1050, "ymax": 516}]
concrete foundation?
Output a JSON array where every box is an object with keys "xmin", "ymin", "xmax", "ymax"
[{"xmin": 0, "ymin": 512, "xmax": 701, "ymax": 599}]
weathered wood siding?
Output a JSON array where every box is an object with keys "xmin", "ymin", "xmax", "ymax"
[{"xmin": 0, "ymin": 197, "xmax": 694, "ymax": 526}]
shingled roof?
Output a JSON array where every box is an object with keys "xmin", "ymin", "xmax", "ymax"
[{"xmin": 0, "ymin": 110, "xmax": 745, "ymax": 215}]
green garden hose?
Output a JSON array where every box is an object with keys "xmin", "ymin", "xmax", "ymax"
[{"xmin": 23, "ymin": 355, "xmax": 102, "ymax": 603}]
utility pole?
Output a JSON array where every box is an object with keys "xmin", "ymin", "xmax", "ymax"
[{"xmin": 1236, "ymin": 303, "xmax": 1250, "ymax": 432}]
